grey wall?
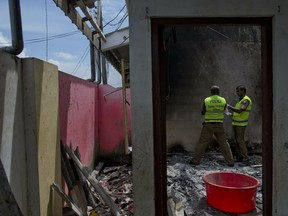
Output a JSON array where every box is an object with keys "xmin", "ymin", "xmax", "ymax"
[
  {"xmin": 129, "ymin": 0, "xmax": 288, "ymax": 215},
  {"xmin": 0, "ymin": 51, "xmax": 28, "ymax": 215},
  {"xmin": 0, "ymin": 51, "xmax": 62, "ymax": 216},
  {"xmin": 165, "ymin": 26, "xmax": 262, "ymax": 152}
]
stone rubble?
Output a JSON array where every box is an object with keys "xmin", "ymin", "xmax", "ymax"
[
  {"xmin": 167, "ymin": 152, "xmax": 262, "ymax": 216},
  {"xmin": 92, "ymin": 152, "xmax": 262, "ymax": 216}
]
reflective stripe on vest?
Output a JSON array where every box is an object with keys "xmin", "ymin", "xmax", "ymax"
[
  {"xmin": 232, "ymin": 95, "xmax": 252, "ymax": 126},
  {"xmin": 204, "ymin": 95, "xmax": 226, "ymax": 122}
]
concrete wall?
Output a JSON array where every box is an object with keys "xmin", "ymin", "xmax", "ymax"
[
  {"xmin": 129, "ymin": 0, "xmax": 288, "ymax": 215},
  {"xmin": 59, "ymin": 73, "xmax": 131, "ymax": 166},
  {"xmin": 98, "ymin": 85, "xmax": 131, "ymax": 155},
  {"xmin": 22, "ymin": 58, "xmax": 62, "ymax": 216},
  {"xmin": 0, "ymin": 52, "xmax": 132, "ymax": 215},
  {"xmin": 0, "ymin": 51, "xmax": 28, "ymax": 215},
  {"xmin": 166, "ymin": 26, "xmax": 262, "ymax": 151},
  {"xmin": 59, "ymin": 72, "xmax": 99, "ymax": 168},
  {"xmin": 0, "ymin": 52, "xmax": 62, "ymax": 216}
]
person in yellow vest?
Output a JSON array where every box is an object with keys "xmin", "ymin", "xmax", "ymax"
[
  {"xmin": 227, "ymin": 85, "xmax": 252, "ymax": 165},
  {"xmin": 190, "ymin": 85, "xmax": 234, "ymax": 167}
]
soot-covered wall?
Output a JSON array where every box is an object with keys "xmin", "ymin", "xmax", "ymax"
[{"xmin": 165, "ymin": 26, "xmax": 262, "ymax": 152}]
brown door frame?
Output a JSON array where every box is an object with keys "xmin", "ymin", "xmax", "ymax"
[{"xmin": 151, "ymin": 18, "xmax": 272, "ymax": 216}]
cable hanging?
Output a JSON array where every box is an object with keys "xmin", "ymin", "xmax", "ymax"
[
  {"xmin": 71, "ymin": 45, "xmax": 90, "ymax": 75},
  {"xmin": 103, "ymin": 4, "xmax": 126, "ymax": 28},
  {"xmin": 0, "ymin": 31, "xmax": 80, "ymax": 46},
  {"xmin": 45, "ymin": 0, "xmax": 48, "ymax": 60}
]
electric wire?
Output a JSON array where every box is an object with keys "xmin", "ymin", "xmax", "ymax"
[
  {"xmin": 45, "ymin": 0, "xmax": 48, "ymax": 60},
  {"xmin": 103, "ymin": 4, "xmax": 126, "ymax": 28},
  {"xmin": 0, "ymin": 31, "xmax": 80, "ymax": 46},
  {"xmin": 71, "ymin": 45, "xmax": 90, "ymax": 75},
  {"xmin": 114, "ymin": 13, "xmax": 128, "ymax": 32},
  {"xmin": 24, "ymin": 31, "xmax": 80, "ymax": 44},
  {"xmin": 79, "ymin": 65, "xmax": 91, "ymax": 79},
  {"xmin": 105, "ymin": 11, "xmax": 128, "ymax": 27}
]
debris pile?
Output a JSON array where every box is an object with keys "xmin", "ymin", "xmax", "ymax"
[
  {"xmin": 92, "ymin": 152, "xmax": 262, "ymax": 216},
  {"xmin": 90, "ymin": 165, "xmax": 133, "ymax": 215},
  {"xmin": 167, "ymin": 152, "xmax": 262, "ymax": 216},
  {"xmin": 56, "ymin": 141, "xmax": 262, "ymax": 216}
]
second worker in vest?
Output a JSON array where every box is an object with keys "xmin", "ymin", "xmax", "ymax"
[
  {"xmin": 190, "ymin": 85, "xmax": 235, "ymax": 167},
  {"xmin": 227, "ymin": 85, "xmax": 252, "ymax": 165}
]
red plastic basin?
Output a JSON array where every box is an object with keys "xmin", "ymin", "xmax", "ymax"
[{"xmin": 203, "ymin": 172, "xmax": 260, "ymax": 213}]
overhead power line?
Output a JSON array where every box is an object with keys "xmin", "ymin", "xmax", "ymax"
[
  {"xmin": 0, "ymin": 31, "xmax": 81, "ymax": 46},
  {"xmin": 45, "ymin": 0, "xmax": 49, "ymax": 60},
  {"xmin": 25, "ymin": 31, "xmax": 80, "ymax": 44},
  {"xmin": 103, "ymin": 5, "xmax": 126, "ymax": 28},
  {"xmin": 114, "ymin": 12, "xmax": 128, "ymax": 31},
  {"xmin": 71, "ymin": 45, "xmax": 90, "ymax": 75}
]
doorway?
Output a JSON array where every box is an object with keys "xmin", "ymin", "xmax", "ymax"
[{"xmin": 151, "ymin": 18, "xmax": 272, "ymax": 216}]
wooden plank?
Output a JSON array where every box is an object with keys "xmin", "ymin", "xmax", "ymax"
[
  {"xmin": 51, "ymin": 183, "xmax": 84, "ymax": 216},
  {"xmin": 61, "ymin": 142, "xmax": 87, "ymax": 213},
  {"xmin": 73, "ymin": 147, "xmax": 98, "ymax": 208},
  {"xmin": 63, "ymin": 144, "xmax": 121, "ymax": 216},
  {"xmin": 94, "ymin": 162, "xmax": 104, "ymax": 177}
]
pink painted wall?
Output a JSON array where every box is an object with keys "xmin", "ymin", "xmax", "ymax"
[
  {"xmin": 59, "ymin": 72, "xmax": 131, "ymax": 167},
  {"xmin": 98, "ymin": 85, "xmax": 131, "ymax": 155},
  {"xmin": 59, "ymin": 72, "xmax": 98, "ymax": 167}
]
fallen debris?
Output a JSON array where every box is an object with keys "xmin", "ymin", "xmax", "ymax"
[
  {"xmin": 59, "ymin": 141, "xmax": 262, "ymax": 216},
  {"xmin": 52, "ymin": 182, "xmax": 84, "ymax": 216},
  {"xmin": 63, "ymin": 144, "xmax": 122, "ymax": 216},
  {"xmin": 92, "ymin": 165, "xmax": 133, "ymax": 215},
  {"xmin": 167, "ymin": 152, "xmax": 263, "ymax": 216},
  {"xmin": 89, "ymin": 152, "xmax": 262, "ymax": 216}
]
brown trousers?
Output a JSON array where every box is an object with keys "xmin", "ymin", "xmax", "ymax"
[
  {"xmin": 233, "ymin": 125, "xmax": 249, "ymax": 161},
  {"xmin": 192, "ymin": 123, "xmax": 234, "ymax": 165}
]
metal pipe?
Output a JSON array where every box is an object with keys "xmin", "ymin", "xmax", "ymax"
[
  {"xmin": 101, "ymin": 53, "xmax": 107, "ymax": 84},
  {"xmin": 95, "ymin": 41, "xmax": 101, "ymax": 84},
  {"xmin": 88, "ymin": 42, "xmax": 96, "ymax": 82},
  {"xmin": 90, "ymin": 0, "xmax": 102, "ymax": 84},
  {"xmin": 1, "ymin": 0, "xmax": 24, "ymax": 55}
]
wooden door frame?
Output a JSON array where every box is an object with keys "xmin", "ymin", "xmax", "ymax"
[{"xmin": 151, "ymin": 18, "xmax": 272, "ymax": 216}]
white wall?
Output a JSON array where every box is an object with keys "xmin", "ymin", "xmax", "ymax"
[{"xmin": 129, "ymin": 0, "xmax": 288, "ymax": 215}]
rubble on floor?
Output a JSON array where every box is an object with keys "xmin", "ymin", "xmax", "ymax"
[
  {"xmin": 92, "ymin": 152, "xmax": 262, "ymax": 216},
  {"xmin": 61, "ymin": 143, "xmax": 262, "ymax": 216},
  {"xmin": 89, "ymin": 164, "xmax": 133, "ymax": 216},
  {"xmin": 167, "ymin": 152, "xmax": 262, "ymax": 216}
]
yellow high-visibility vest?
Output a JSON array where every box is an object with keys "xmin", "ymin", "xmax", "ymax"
[
  {"xmin": 232, "ymin": 95, "xmax": 252, "ymax": 126},
  {"xmin": 204, "ymin": 95, "xmax": 226, "ymax": 123}
]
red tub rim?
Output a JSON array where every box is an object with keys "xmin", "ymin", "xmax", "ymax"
[{"xmin": 203, "ymin": 171, "xmax": 260, "ymax": 190}]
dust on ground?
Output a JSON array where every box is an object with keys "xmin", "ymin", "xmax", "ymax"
[
  {"xmin": 94, "ymin": 152, "xmax": 262, "ymax": 216},
  {"xmin": 167, "ymin": 152, "xmax": 262, "ymax": 216}
]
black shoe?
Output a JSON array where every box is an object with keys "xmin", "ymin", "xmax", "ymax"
[
  {"xmin": 235, "ymin": 157, "xmax": 243, "ymax": 162},
  {"xmin": 189, "ymin": 160, "xmax": 199, "ymax": 166},
  {"xmin": 239, "ymin": 160, "xmax": 250, "ymax": 166},
  {"xmin": 227, "ymin": 163, "xmax": 234, "ymax": 167}
]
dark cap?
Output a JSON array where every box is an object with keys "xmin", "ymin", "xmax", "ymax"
[{"xmin": 211, "ymin": 85, "xmax": 220, "ymax": 95}]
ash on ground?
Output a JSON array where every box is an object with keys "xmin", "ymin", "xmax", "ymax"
[
  {"xmin": 94, "ymin": 152, "xmax": 262, "ymax": 216},
  {"xmin": 167, "ymin": 152, "xmax": 262, "ymax": 216}
]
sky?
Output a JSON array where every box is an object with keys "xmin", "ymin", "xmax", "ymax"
[{"xmin": 0, "ymin": 0, "xmax": 128, "ymax": 87}]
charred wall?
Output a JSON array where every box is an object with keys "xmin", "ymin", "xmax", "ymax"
[{"xmin": 165, "ymin": 26, "xmax": 262, "ymax": 152}]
